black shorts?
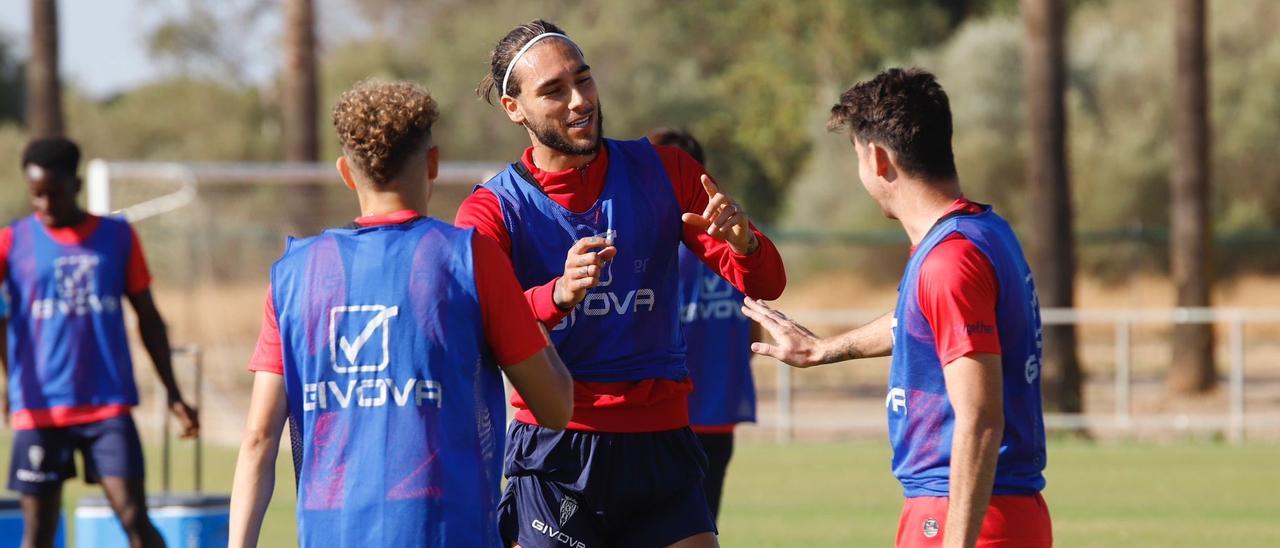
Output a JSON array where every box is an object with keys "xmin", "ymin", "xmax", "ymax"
[
  {"xmin": 7, "ymin": 414, "xmax": 145, "ymax": 494},
  {"xmin": 498, "ymin": 421, "xmax": 716, "ymax": 548}
]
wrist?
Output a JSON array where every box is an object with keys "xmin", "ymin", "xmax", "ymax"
[
  {"xmin": 731, "ymin": 232, "xmax": 759, "ymax": 255},
  {"xmin": 551, "ymin": 277, "xmax": 574, "ymax": 311},
  {"xmin": 804, "ymin": 339, "xmax": 829, "ymax": 367}
]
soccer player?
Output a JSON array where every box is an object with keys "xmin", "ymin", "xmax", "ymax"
[
  {"xmin": 458, "ymin": 20, "xmax": 786, "ymax": 548},
  {"xmin": 1, "ymin": 137, "xmax": 199, "ymax": 548},
  {"xmin": 741, "ymin": 69, "xmax": 1052, "ymax": 547},
  {"xmin": 227, "ymin": 80, "xmax": 573, "ymax": 548},
  {"xmin": 648, "ymin": 128, "xmax": 757, "ymax": 522}
]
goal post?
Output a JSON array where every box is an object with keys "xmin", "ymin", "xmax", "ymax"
[{"xmin": 85, "ymin": 159, "xmax": 504, "ymax": 220}]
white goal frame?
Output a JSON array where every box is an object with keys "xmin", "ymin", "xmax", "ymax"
[{"xmin": 84, "ymin": 159, "xmax": 506, "ymax": 220}]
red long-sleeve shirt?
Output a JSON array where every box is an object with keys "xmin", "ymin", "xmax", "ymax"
[{"xmin": 455, "ymin": 143, "xmax": 786, "ymax": 431}]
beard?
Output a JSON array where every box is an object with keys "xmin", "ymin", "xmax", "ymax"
[{"xmin": 526, "ymin": 107, "xmax": 604, "ymax": 157}]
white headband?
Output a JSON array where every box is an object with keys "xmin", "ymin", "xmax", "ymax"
[{"xmin": 501, "ymin": 32, "xmax": 580, "ymax": 98}]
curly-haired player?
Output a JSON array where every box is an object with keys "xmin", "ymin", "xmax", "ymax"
[{"xmin": 228, "ymin": 79, "xmax": 573, "ymax": 548}]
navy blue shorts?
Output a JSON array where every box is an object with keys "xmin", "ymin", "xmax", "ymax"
[
  {"xmin": 498, "ymin": 421, "xmax": 716, "ymax": 548},
  {"xmin": 7, "ymin": 414, "xmax": 146, "ymax": 494}
]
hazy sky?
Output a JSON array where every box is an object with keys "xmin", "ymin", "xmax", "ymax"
[{"xmin": 0, "ymin": 0, "xmax": 282, "ymax": 98}]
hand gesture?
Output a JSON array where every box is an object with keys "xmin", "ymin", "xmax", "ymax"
[
  {"xmin": 681, "ymin": 174, "xmax": 758, "ymax": 255},
  {"xmin": 553, "ymin": 236, "xmax": 618, "ymax": 310},
  {"xmin": 740, "ymin": 297, "xmax": 822, "ymax": 368},
  {"xmin": 170, "ymin": 400, "xmax": 200, "ymax": 439}
]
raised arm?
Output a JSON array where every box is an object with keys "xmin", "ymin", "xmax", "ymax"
[
  {"xmin": 229, "ymin": 371, "xmax": 289, "ymax": 548},
  {"xmin": 659, "ymin": 145, "xmax": 786, "ymax": 301},
  {"xmin": 741, "ymin": 298, "xmax": 893, "ymax": 367}
]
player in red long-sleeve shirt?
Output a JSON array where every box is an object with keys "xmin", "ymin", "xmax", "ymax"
[{"xmin": 459, "ymin": 20, "xmax": 785, "ymax": 548}]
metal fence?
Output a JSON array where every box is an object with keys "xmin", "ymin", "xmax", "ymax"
[{"xmin": 767, "ymin": 307, "xmax": 1280, "ymax": 445}]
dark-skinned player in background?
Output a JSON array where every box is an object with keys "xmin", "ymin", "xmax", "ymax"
[{"xmin": 2, "ymin": 137, "xmax": 199, "ymax": 548}]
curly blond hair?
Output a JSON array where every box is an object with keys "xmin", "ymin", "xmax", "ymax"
[{"xmin": 332, "ymin": 79, "xmax": 439, "ymax": 186}]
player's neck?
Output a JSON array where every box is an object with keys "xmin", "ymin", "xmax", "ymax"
[
  {"xmin": 530, "ymin": 143, "xmax": 598, "ymax": 172},
  {"xmin": 355, "ymin": 184, "xmax": 426, "ymax": 219},
  {"xmin": 897, "ymin": 178, "xmax": 962, "ymax": 246}
]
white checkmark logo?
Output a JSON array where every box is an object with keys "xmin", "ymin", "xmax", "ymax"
[{"xmin": 329, "ymin": 305, "xmax": 400, "ymax": 373}]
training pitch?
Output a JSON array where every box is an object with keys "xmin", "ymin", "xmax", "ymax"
[{"xmin": 0, "ymin": 435, "xmax": 1275, "ymax": 546}]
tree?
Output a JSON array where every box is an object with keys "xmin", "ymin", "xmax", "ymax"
[
  {"xmin": 282, "ymin": 0, "xmax": 318, "ymax": 162},
  {"xmin": 1021, "ymin": 0, "xmax": 1083, "ymax": 413},
  {"xmin": 282, "ymin": 0, "xmax": 322, "ymax": 234},
  {"xmin": 0, "ymin": 35, "xmax": 24, "ymax": 124},
  {"xmin": 1168, "ymin": 0, "xmax": 1214, "ymax": 394},
  {"xmin": 26, "ymin": 0, "xmax": 63, "ymax": 137}
]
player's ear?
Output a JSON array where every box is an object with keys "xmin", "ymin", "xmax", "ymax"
[
  {"xmin": 872, "ymin": 143, "xmax": 893, "ymax": 179},
  {"xmin": 500, "ymin": 95, "xmax": 526, "ymax": 125},
  {"xmin": 335, "ymin": 156, "xmax": 357, "ymax": 191},
  {"xmin": 426, "ymin": 146, "xmax": 439, "ymax": 181}
]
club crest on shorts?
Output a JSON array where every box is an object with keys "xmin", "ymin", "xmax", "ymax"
[
  {"xmin": 922, "ymin": 517, "xmax": 940, "ymax": 538},
  {"xmin": 28, "ymin": 445, "xmax": 44, "ymax": 471},
  {"xmin": 559, "ymin": 496, "xmax": 579, "ymax": 527}
]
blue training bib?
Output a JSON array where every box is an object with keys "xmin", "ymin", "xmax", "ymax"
[
  {"xmin": 478, "ymin": 138, "xmax": 687, "ymax": 383},
  {"xmin": 271, "ymin": 217, "xmax": 505, "ymax": 547},
  {"xmin": 887, "ymin": 206, "xmax": 1047, "ymax": 498},
  {"xmin": 678, "ymin": 245, "xmax": 755, "ymax": 427},
  {"xmin": 4, "ymin": 214, "xmax": 137, "ymax": 414}
]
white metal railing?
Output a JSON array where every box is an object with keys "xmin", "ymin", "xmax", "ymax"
[{"xmin": 768, "ymin": 307, "xmax": 1280, "ymax": 445}]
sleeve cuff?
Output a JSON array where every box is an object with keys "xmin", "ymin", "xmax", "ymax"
[{"xmin": 529, "ymin": 278, "xmax": 571, "ymax": 327}]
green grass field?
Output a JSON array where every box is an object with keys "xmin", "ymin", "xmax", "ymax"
[{"xmin": 2, "ymin": 435, "xmax": 1277, "ymax": 546}]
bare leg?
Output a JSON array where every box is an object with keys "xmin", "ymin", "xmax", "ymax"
[
  {"xmin": 19, "ymin": 490, "xmax": 62, "ymax": 548},
  {"xmin": 99, "ymin": 476, "xmax": 166, "ymax": 548}
]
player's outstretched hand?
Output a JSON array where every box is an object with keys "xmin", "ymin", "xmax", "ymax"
[
  {"xmin": 170, "ymin": 400, "xmax": 200, "ymax": 439},
  {"xmin": 554, "ymin": 236, "xmax": 618, "ymax": 310},
  {"xmin": 682, "ymin": 174, "xmax": 758, "ymax": 255},
  {"xmin": 741, "ymin": 297, "xmax": 822, "ymax": 368}
]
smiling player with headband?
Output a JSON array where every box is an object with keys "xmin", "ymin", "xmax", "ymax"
[{"xmin": 456, "ymin": 19, "xmax": 787, "ymax": 548}]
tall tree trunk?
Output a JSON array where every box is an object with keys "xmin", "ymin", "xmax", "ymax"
[
  {"xmin": 282, "ymin": 0, "xmax": 322, "ymax": 234},
  {"xmin": 1022, "ymin": 0, "xmax": 1083, "ymax": 413},
  {"xmin": 26, "ymin": 0, "xmax": 63, "ymax": 138},
  {"xmin": 1169, "ymin": 0, "xmax": 1215, "ymax": 394},
  {"xmin": 282, "ymin": 0, "xmax": 319, "ymax": 162}
]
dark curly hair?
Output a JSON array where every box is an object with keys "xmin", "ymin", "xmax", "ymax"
[
  {"xmin": 332, "ymin": 79, "xmax": 439, "ymax": 186},
  {"xmin": 828, "ymin": 68, "xmax": 957, "ymax": 180},
  {"xmin": 477, "ymin": 19, "xmax": 570, "ymax": 105}
]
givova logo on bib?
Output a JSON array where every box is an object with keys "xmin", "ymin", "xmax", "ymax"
[
  {"xmin": 682, "ymin": 272, "xmax": 744, "ymax": 322},
  {"xmin": 329, "ymin": 305, "xmax": 399, "ymax": 373},
  {"xmin": 32, "ymin": 254, "xmax": 120, "ymax": 319},
  {"xmin": 306, "ymin": 304, "xmax": 442, "ymax": 412}
]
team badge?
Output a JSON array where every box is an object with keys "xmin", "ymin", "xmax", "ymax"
[
  {"xmin": 559, "ymin": 496, "xmax": 579, "ymax": 527},
  {"xmin": 28, "ymin": 445, "xmax": 44, "ymax": 471},
  {"xmin": 922, "ymin": 517, "xmax": 940, "ymax": 538}
]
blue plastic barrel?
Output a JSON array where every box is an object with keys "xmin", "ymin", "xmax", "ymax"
[
  {"xmin": 74, "ymin": 494, "xmax": 229, "ymax": 548},
  {"xmin": 0, "ymin": 497, "xmax": 66, "ymax": 548}
]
